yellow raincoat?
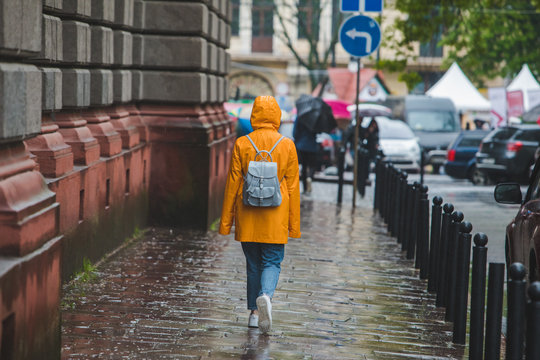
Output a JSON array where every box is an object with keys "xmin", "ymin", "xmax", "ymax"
[{"xmin": 219, "ymin": 96, "xmax": 301, "ymax": 243}]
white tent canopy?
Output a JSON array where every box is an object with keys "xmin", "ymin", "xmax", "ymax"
[
  {"xmin": 426, "ymin": 62, "xmax": 491, "ymax": 112},
  {"xmin": 507, "ymin": 64, "xmax": 540, "ymax": 92},
  {"xmin": 507, "ymin": 64, "xmax": 540, "ymax": 111}
]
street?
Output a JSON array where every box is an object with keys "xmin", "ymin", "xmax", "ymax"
[
  {"xmin": 407, "ymin": 173, "xmax": 522, "ymax": 265},
  {"xmin": 312, "ymin": 171, "xmax": 523, "ymax": 265}
]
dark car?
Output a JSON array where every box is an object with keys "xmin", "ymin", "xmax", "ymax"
[
  {"xmin": 476, "ymin": 125, "xmax": 540, "ymax": 184},
  {"xmin": 494, "ymin": 162, "xmax": 540, "ymax": 282},
  {"xmin": 444, "ymin": 130, "xmax": 489, "ymax": 183}
]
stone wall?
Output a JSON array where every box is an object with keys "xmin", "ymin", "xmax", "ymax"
[{"xmin": 0, "ymin": 0, "xmax": 232, "ymax": 358}]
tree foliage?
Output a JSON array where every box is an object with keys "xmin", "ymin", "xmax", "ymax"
[
  {"xmin": 272, "ymin": 0, "xmax": 343, "ymax": 89},
  {"xmin": 384, "ymin": 0, "xmax": 540, "ymax": 87}
]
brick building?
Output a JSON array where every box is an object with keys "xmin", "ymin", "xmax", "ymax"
[{"xmin": 0, "ymin": 1, "xmax": 232, "ymax": 358}]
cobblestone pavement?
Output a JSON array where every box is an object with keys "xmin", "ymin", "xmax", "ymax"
[{"xmin": 62, "ymin": 182, "xmax": 467, "ymax": 359}]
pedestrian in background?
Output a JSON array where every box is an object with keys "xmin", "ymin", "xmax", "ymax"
[
  {"xmin": 219, "ymin": 96, "xmax": 301, "ymax": 334},
  {"xmin": 363, "ymin": 118, "xmax": 380, "ymax": 163},
  {"xmin": 293, "ymin": 116, "xmax": 319, "ymax": 194}
]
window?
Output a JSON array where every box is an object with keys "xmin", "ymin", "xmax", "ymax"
[
  {"xmin": 491, "ymin": 128, "xmax": 518, "ymax": 141},
  {"xmin": 458, "ymin": 137, "xmax": 483, "ymax": 148},
  {"xmin": 527, "ymin": 168, "xmax": 540, "ymax": 201},
  {"xmin": 298, "ymin": 0, "xmax": 319, "ymax": 40},
  {"xmin": 407, "ymin": 111, "xmax": 459, "ymax": 132},
  {"xmin": 252, "ymin": 0, "xmax": 273, "ymax": 37},
  {"xmin": 420, "ymin": 31, "xmax": 443, "ymax": 58},
  {"xmin": 252, "ymin": 0, "xmax": 274, "ymax": 52},
  {"xmin": 515, "ymin": 129, "xmax": 540, "ymax": 142},
  {"xmin": 232, "ymin": 0, "xmax": 240, "ymax": 36}
]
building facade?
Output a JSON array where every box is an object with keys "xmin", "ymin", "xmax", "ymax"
[
  {"xmin": 0, "ymin": 1, "xmax": 232, "ymax": 358},
  {"xmin": 228, "ymin": 0, "xmax": 446, "ymax": 100}
]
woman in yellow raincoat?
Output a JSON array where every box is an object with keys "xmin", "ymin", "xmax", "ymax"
[{"xmin": 219, "ymin": 95, "xmax": 301, "ymax": 333}]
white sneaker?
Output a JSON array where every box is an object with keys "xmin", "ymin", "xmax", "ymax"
[
  {"xmin": 256, "ymin": 294, "xmax": 272, "ymax": 334},
  {"xmin": 306, "ymin": 177, "xmax": 312, "ymax": 193},
  {"xmin": 248, "ymin": 313, "xmax": 258, "ymax": 328}
]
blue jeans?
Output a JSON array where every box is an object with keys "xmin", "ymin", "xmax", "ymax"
[{"xmin": 241, "ymin": 242, "xmax": 285, "ymax": 310}]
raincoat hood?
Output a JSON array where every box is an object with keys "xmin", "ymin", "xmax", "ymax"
[{"xmin": 250, "ymin": 96, "xmax": 282, "ymax": 131}]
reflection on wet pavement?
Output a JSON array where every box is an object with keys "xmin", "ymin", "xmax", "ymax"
[{"xmin": 62, "ymin": 183, "xmax": 467, "ymax": 359}]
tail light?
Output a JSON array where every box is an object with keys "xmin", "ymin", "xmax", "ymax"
[
  {"xmin": 479, "ymin": 142, "xmax": 483, "ymax": 152},
  {"xmin": 506, "ymin": 141, "xmax": 523, "ymax": 153},
  {"xmin": 447, "ymin": 149, "xmax": 456, "ymax": 162}
]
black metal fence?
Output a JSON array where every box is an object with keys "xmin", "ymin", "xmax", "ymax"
[{"xmin": 373, "ymin": 158, "xmax": 540, "ymax": 359}]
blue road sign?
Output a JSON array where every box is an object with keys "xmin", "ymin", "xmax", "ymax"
[
  {"xmin": 341, "ymin": 0, "xmax": 383, "ymax": 13},
  {"xmin": 339, "ymin": 15, "xmax": 381, "ymax": 58}
]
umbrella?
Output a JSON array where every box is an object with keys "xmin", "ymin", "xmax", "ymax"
[
  {"xmin": 346, "ymin": 103, "xmax": 392, "ymax": 119},
  {"xmin": 237, "ymin": 104, "xmax": 254, "ymax": 135},
  {"xmin": 295, "ymin": 94, "xmax": 337, "ymax": 134},
  {"xmin": 323, "ymin": 99, "xmax": 352, "ymax": 120}
]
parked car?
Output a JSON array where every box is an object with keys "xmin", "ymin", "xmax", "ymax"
[
  {"xmin": 494, "ymin": 162, "xmax": 540, "ymax": 282},
  {"xmin": 476, "ymin": 125, "xmax": 540, "ymax": 184},
  {"xmin": 362, "ymin": 116, "xmax": 421, "ymax": 173},
  {"xmin": 383, "ymin": 95, "xmax": 461, "ymax": 174},
  {"xmin": 444, "ymin": 130, "xmax": 489, "ymax": 183}
]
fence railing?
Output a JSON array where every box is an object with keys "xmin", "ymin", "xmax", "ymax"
[{"xmin": 373, "ymin": 157, "xmax": 540, "ymax": 360}]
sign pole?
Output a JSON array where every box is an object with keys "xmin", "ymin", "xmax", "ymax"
[{"xmin": 352, "ymin": 57, "xmax": 361, "ymax": 207}]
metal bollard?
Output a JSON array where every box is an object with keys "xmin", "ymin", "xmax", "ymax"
[
  {"xmin": 527, "ymin": 282, "xmax": 540, "ymax": 360},
  {"xmin": 428, "ymin": 196, "xmax": 443, "ymax": 293},
  {"xmin": 373, "ymin": 156, "xmax": 382, "ymax": 211},
  {"xmin": 453, "ymin": 221, "xmax": 472, "ymax": 345},
  {"xmin": 401, "ymin": 182, "xmax": 413, "ymax": 252},
  {"xmin": 378, "ymin": 163, "xmax": 385, "ymax": 217},
  {"xmin": 469, "ymin": 233, "xmax": 488, "ymax": 360},
  {"xmin": 388, "ymin": 167, "xmax": 397, "ymax": 234},
  {"xmin": 397, "ymin": 171, "xmax": 408, "ymax": 245},
  {"xmin": 384, "ymin": 164, "xmax": 396, "ymax": 225},
  {"xmin": 384, "ymin": 164, "xmax": 394, "ymax": 224},
  {"xmin": 390, "ymin": 169, "xmax": 401, "ymax": 237},
  {"xmin": 407, "ymin": 182, "xmax": 420, "ymax": 260},
  {"xmin": 381, "ymin": 163, "xmax": 389, "ymax": 222},
  {"xmin": 414, "ymin": 184, "xmax": 425, "ymax": 268},
  {"xmin": 337, "ymin": 147, "xmax": 345, "ymax": 205},
  {"xmin": 446, "ymin": 211, "xmax": 463, "ymax": 321},
  {"xmin": 419, "ymin": 185, "xmax": 430, "ymax": 280},
  {"xmin": 391, "ymin": 169, "xmax": 402, "ymax": 237},
  {"xmin": 393, "ymin": 171, "xmax": 403, "ymax": 241},
  {"xmin": 436, "ymin": 203, "xmax": 454, "ymax": 307},
  {"xmin": 507, "ymin": 262, "xmax": 526, "ymax": 360},
  {"xmin": 485, "ymin": 262, "xmax": 505, "ymax": 360}
]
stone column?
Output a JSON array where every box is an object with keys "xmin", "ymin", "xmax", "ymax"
[
  {"xmin": 138, "ymin": 0, "xmax": 234, "ymax": 229},
  {"xmin": 0, "ymin": 9, "xmax": 62, "ymax": 354}
]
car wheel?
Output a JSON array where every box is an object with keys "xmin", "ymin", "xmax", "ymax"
[
  {"xmin": 469, "ymin": 166, "xmax": 486, "ymax": 185},
  {"xmin": 432, "ymin": 164, "xmax": 441, "ymax": 174}
]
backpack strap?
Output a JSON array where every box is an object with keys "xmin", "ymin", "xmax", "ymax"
[
  {"xmin": 246, "ymin": 135, "xmax": 285, "ymax": 155},
  {"xmin": 269, "ymin": 136, "xmax": 285, "ymax": 154},
  {"xmin": 245, "ymin": 135, "xmax": 259, "ymax": 153}
]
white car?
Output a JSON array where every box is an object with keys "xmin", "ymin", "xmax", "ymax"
[{"xmin": 362, "ymin": 116, "xmax": 421, "ymax": 173}]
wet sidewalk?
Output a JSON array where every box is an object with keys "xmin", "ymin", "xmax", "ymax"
[{"xmin": 62, "ymin": 182, "xmax": 466, "ymax": 359}]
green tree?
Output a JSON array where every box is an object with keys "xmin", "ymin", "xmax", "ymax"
[
  {"xmin": 382, "ymin": 0, "xmax": 540, "ymax": 88},
  {"xmin": 272, "ymin": 0, "xmax": 344, "ymax": 90}
]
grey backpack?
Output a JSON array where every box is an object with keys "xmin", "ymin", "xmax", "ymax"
[{"xmin": 242, "ymin": 135, "xmax": 285, "ymax": 207}]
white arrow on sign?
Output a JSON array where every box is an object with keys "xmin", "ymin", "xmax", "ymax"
[{"xmin": 345, "ymin": 28, "xmax": 372, "ymax": 53}]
